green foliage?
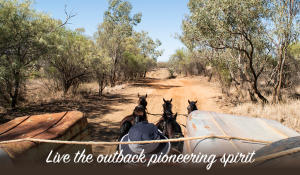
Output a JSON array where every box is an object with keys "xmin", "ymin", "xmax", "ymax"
[
  {"xmin": 168, "ymin": 48, "xmax": 206, "ymax": 76},
  {"xmin": 122, "ymin": 52, "xmax": 145, "ymax": 77},
  {"xmin": 266, "ymin": 0, "xmax": 300, "ymax": 103},
  {"xmin": 0, "ymin": 0, "xmax": 57, "ymax": 107},
  {"xmin": 178, "ymin": 0, "xmax": 300, "ymax": 103},
  {"xmin": 95, "ymin": 0, "xmax": 142, "ymax": 85},
  {"xmin": 134, "ymin": 31, "xmax": 162, "ymax": 60},
  {"xmin": 289, "ymin": 42, "xmax": 300, "ymax": 60},
  {"xmin": 44, "ymin": 28, "xmax": 93, "ymax": 94},
  {"xmin": 181, "ymin": 0, "xmax": 271, "ymax": 103},
  {"xmin": 210, "ymin": 51, "xmax": 233, "ymax": 88},
  {"xmin": 95, "ymin": 0, "xmax": 161, "ymax": 84},
  {"xmin": 0, "ymin": 0, "xmax": 162, "ymax": 108},
  {"xmin": 168, "ymin": 48, "xmax": 188, "ymax": 75},
  {"xmin": 90, "ymin": 48, "xmax": 111, "ymax": 96},
  {"xmin": 182, "ymin": 0, "xmax": 266, "ymax": 48}
]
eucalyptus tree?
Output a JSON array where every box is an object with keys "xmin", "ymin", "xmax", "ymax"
[
  {"xmin": 267, "ymin": 0, "xmax": 300, "ymax": 103},
  {"xmin": 181, "ymin": 0, "xmax": 270, "ymax": 103},
  {"xmin": 118, "ymin": 31, "xmax": 161, "ymax": 80},
  {"xmin": 96, "ymin": 0, "xmax": 142, "ymax": 86},
  {"xmin": 44, "ymin": 28, "xmax": 93, "ymax": 95},
  {"xmin": 169, "ymin": 48, "xmax": 188, "ymax": 75},
  {"xmin": 133, "ymin": 31, "xmax": 162, "ymax": 77},
  {"xmin": 0, "ymin": 0, "xmax": 66, "ymax": 108},
  {"xmin": 90, "ymin": 47, "xmax": 111, "ymax": 96}
]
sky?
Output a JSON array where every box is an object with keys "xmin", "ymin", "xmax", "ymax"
[{"xmin": 33, "ymin": 0, "xmax": 190, "ymax": 62}]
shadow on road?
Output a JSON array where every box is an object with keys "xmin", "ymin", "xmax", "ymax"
[
  {"xmin": 88, "ymin": 119, "xmax": 120, "ymax": 155},
  {"xmin": 0, "ymin": 92, "xmax": 135, "ymax": 154},
  {"xmin": 131, "ymin": 78, "xmax": 182, "ymax": 90},
  {"xmin": 1, "ymin": 93, "xmax": 134, "ymax": 119}
]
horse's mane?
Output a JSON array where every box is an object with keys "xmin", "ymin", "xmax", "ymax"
[{"xmin": 120, "ymin": 107, "xmax": 147, "ymax": 127}]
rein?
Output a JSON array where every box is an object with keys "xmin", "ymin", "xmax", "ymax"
[
  {"xmin": 146, "ymin": 112, "xmax": 187, "ymax": 129},
  {"xmin": 146, "ymin": 112, "xmax": 188, "ymax": 117}
]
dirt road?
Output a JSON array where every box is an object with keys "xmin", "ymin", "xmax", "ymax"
[{"xmin": 88, "ymin": 69, "xmax": 225, "ymax": 155}]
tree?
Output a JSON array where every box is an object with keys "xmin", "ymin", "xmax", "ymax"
[
  {"xmin": 44, "ymin": 29, "xmax": 93, "ymax": 95},
  {"xmin": 134, "ymin": 31, "xmax": 162, "ymax": 77},
  {"xmin": 95, "ymin": 0, "xmax": 142, "ymax": 86},
  {"xmin": 169, "ymin": 48, "xmax": 188, "ymax": 75},
  {"xmin": 0, "ymin": 0, "xmax": 60, "ymax": 108},
  {"xmin": 90, "ymin": 48, "xmax": 111, "ymax": 96},
  {"xmin": 267, "ymin": 0, "xmax": 300, "ymax": 103},
  {"xmin": 168, "ymin": 48, "xmax": 209, "ymax": 77},
  {"xmin": 181, "ymin": 0, "xmax": 270, "ymax": 103}
]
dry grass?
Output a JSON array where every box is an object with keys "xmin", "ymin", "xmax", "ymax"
[
  {"xmin": 0, "ymin": 78, "xmax": 131, "ymax": 114},
  {"xmin": 229, "ymin": 99, "xmax": 300, "ymax": 132},
  {"xmin": 23, "ymin": 79, "xmax": 130, "ymax": 106},
  {"xmin": 24, "ymin": 79, "xmax": 65, "ymax": 104}
]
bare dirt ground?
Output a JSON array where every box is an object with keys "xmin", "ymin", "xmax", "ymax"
[
  {"xmin": 89, "ymin": 69, "xmax": 226, "ymax": 155},
  {"xmin": 0, "ymin": 68, "xmax": 226, "ymax": 155}
]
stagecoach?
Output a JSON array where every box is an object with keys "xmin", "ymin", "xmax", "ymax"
[
  {"xmin": 0, "ymin": 111, "xmax": 91, "ymax": 165},
  {"xmin": 1, "ymin": 110, "xmax": 300, "ymax": 167},
  {"xmin": 183, "ymin": 110, "xmax": 300, "ymax": 167}
]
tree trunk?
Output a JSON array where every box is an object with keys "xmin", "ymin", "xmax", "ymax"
[
  {"xmin": 98, "ymin": 75, "xmax": 106, "ymax": 97},
  {"xmin": 63, "ymin": 80, "xmax": 71, "ymax": 95},
  {"xmin": 11, "ymin": 72, "xmax": 20, "ymax": 109},
  {"xmin": 110, "ymin": 68, "xmax": 116, "ymax": 87},
  {"xmin": 248, "ymin": 89, "xmax": 258, "ymax": 103},
  {"xmin": 243, "ymin": 51, "xmax": 268, "ymax": 103},
  {"xmin": 98, "ymin": 82, "xmax": 104, "ymax": 96},
  {"xmin": 252, "ymin": 81, "xmax": 268, "ymax": 103},
  {"xmin": 272, "ymin": 48, "xmax": 286, "ymax": 103},
  {"xmin": 208, "ymin": 72, "xmax": 213, "ymax": 82}
]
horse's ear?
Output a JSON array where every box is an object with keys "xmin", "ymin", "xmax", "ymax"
[
  {"xmin": 170, "ymin": 98, "xmax": 172, "ymax": 102},
  {"xmin": 174, "ymin": 113, "xmax": 177, "ymax": 120},
  {"xmin": 145, "ymin": 94, "xmax": 147, "ymax": 98},
  {"xmin": 195, "ymin": 100, "xmax": 197, "ymax": 104},
  {"xmin": 138, "ymin": 93, "xmax": 140, "ymax": 97},
  {"xmin": 163, "ymin": 98, "xmax": 166, "ymax": 103},
  {"xmin": 188, "ymin": 100, "xmax": 191, "ymax": 104}
]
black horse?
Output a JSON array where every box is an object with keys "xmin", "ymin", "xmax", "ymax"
[
  {"xmin": 138, "ymin": 93, "xmax": 148, "ymax": 109},
  {"xmin": 118, "ymin": 105, "xmax": 147, "ymax": 141},
  {"xmin": 162, "ymin": 98, "xmax": 173, "ymax": 114},
  {"xmin": 156, "ymin": 99, "xmax": 183, "ymax": 152},
  {"xmin": 156, "ymin": 112, "xmax": 182, "ymax": 139},
  {"xmin": 187, "ymin": 100, "xmax": 198, "ymax": 114}
]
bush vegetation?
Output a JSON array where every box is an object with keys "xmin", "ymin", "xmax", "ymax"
[
  {"xmin": 168, "ymin": 0, "xmax": 300, "ymax": 104},
  {"xmin": 0, "ymin": 0, "xmax": 162, "ymax": 109}
]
